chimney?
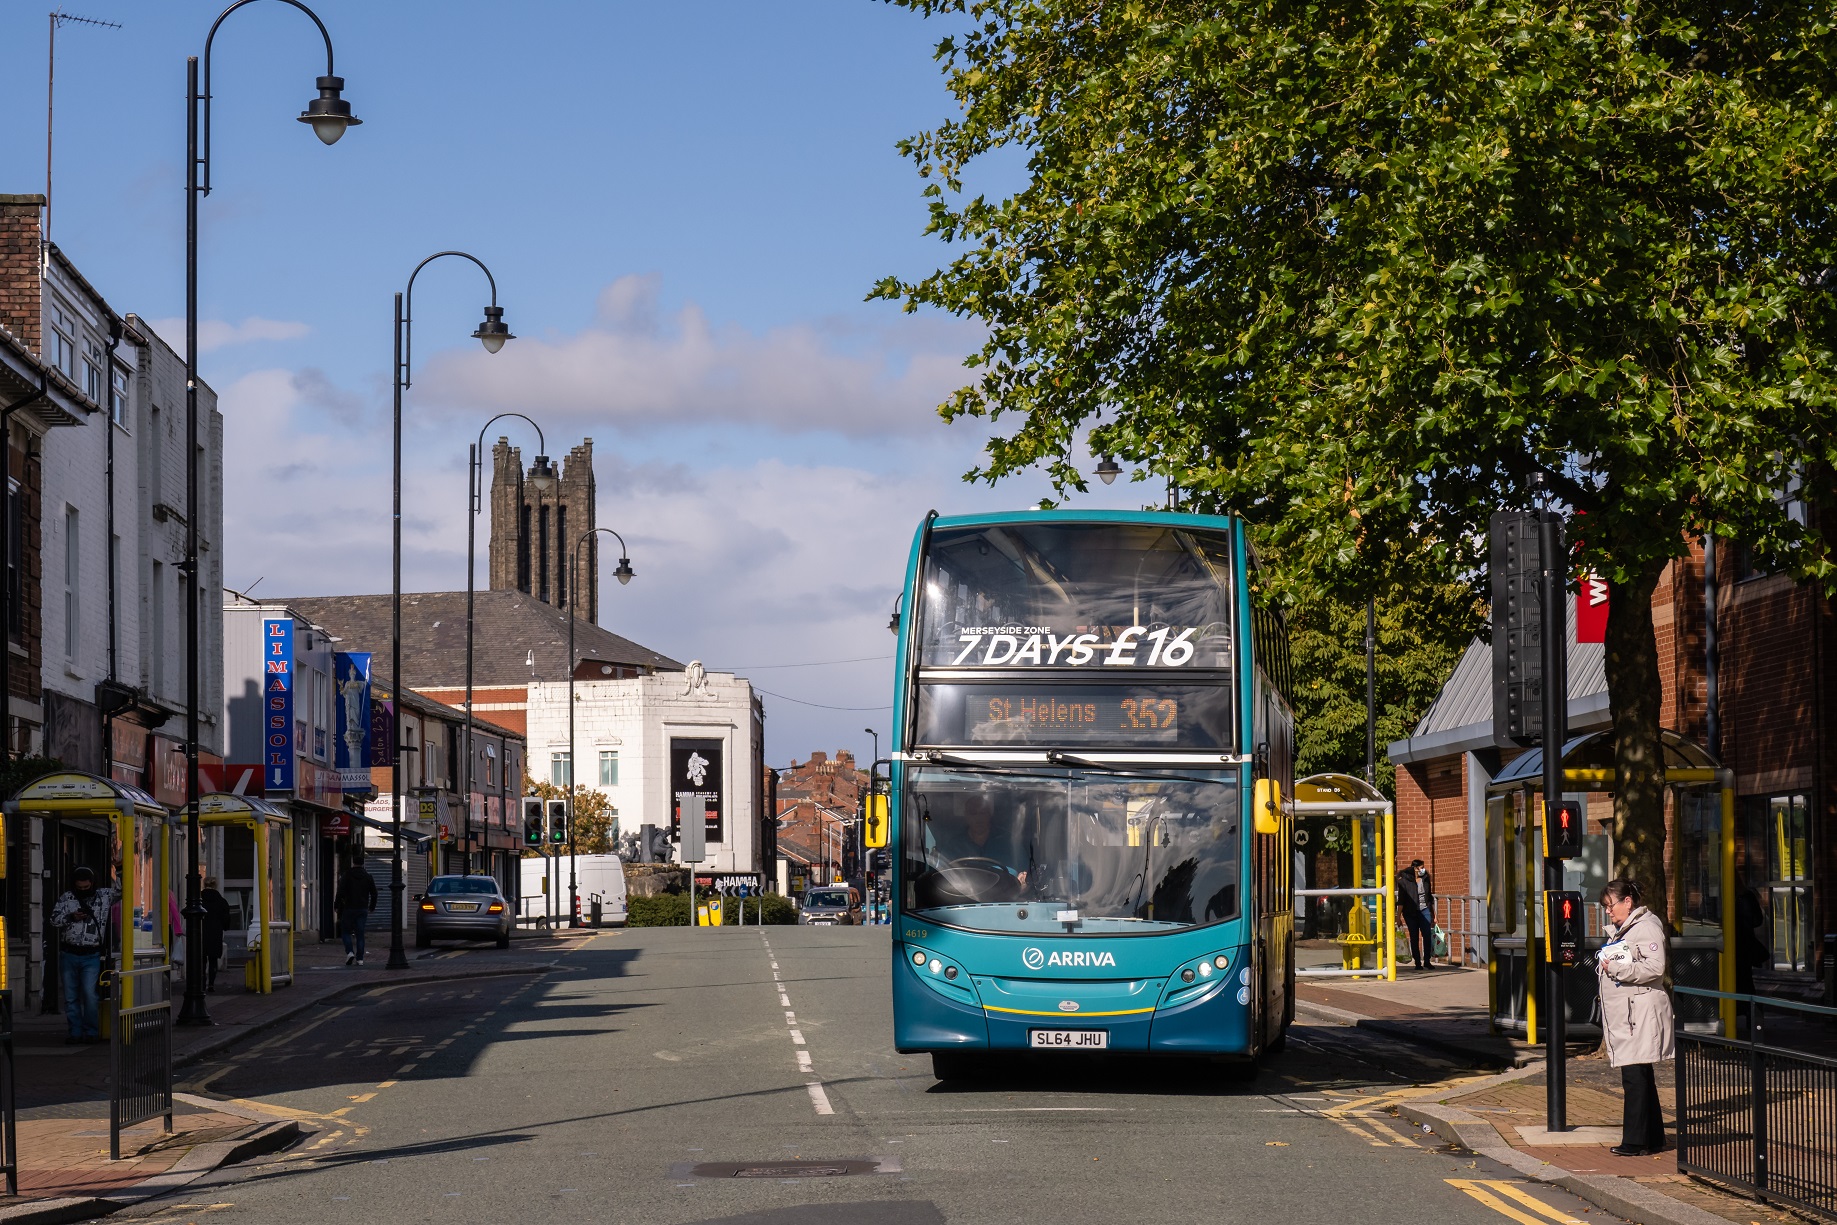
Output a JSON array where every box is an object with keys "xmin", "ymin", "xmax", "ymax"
[{"xmin": 0, "ymin": 196, "xmax": 45, "ymax": 356}]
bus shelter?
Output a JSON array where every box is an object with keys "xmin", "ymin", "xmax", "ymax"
[
  {"xmin": 197, "ymin": 793, "xmax": 294, "ymax": 993},
  {"xmin": 1292, "ymin": 773, "xmax": 1397, "ymax": 980},
  {"xmin": 1486, "ymin": 730, "xmax": 1737, "ymax": 1040},
  {"xmin": 3, "ymin": 772, "xmax": 173, "ymax": 1014}
]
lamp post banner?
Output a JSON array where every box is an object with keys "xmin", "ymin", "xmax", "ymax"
[
  {"xmin": 334, "ymin": 651, "xmax": 373, "ymax": 789},
  {"xmin": 263, "ymin": 618, "xmax": 295, "ymax": 793},
  {"xmin": 670, "ymin": 738, "xmax": 724, "ymax": 844}
]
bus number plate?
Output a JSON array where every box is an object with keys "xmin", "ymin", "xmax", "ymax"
[{"xmin": 1029, "ymin": 1029, "xmax": 1108, "ymax": 1049}]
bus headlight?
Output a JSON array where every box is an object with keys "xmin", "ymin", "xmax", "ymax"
[
  {"xmin": 1181, "ymin": 968, "xmax": 1196, "ymax": 983},
  {"xmin": 913, "ymin": 950, "xmax": 927, "ymax": 965},
  {"xmin": 1213, "ymin": 954, "xmax": 1231, "ymax": 970}
]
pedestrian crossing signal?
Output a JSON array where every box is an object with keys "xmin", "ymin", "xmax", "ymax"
[
  {"xmin": 1542, "ymin": 799, "xmax": 1584, "ymax": 860},
  {"xmin": 1544, "ymin": 890, "xmax": 1585, "ymax": 967}
]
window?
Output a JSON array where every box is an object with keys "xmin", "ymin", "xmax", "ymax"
[
  {"xmin": 49, "ymin": 302, "xmax": 77, "ymax": 377},
  {"xmin": 6, "ymin": 480, "xmax": 19, "ymax": 642},
  {"xmin": 599, "ymin": 750, "xmax": 618, "ymax": 787},
  {"xmin": 63, "ymin": 505, "xmax": 78, "ymax": 658},
  {"xmin": 110, "ymin": 365, "xmax": 130, "ymax": 427},
  {"xmin": 551, "ymin": 750, "xmax": 571, "ymax": 787},
  {"xmin": 483, "ymin": 742, "xmax": 498, "ymax": 788},
  {"xmin": 83, "ymin": 338, "xmax": 103, "ymax": 404}
]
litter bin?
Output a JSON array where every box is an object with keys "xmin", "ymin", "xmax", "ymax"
[{"xmin": 589, "ymin": 893, "xmax": 603, "ymax": 928}]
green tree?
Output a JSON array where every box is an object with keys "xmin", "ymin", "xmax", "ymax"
[
  {"xmin": 1286, "ymin": 566, "xmax": 1483, "ymax": 796},
  {"xmin": 878, "ymin": 0, "xmax": 1837, "ymax": 917},
  {"xmin": 523, "ymin": 777, "xmax": 616, "ymax": 857}
]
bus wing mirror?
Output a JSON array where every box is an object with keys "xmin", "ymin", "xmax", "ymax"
[
  {"xmin": 864, "ymin": 794, "xmax": 889, "ymax": 849},
  {"xmin": 1253, "ymin": 779, "xmax": 1281, "ymax": 835}
]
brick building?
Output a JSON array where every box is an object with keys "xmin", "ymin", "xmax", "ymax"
[
  {"xmin": 1389, "ymin": 538, "xmax": 1834, "ymax": 990},
  {"xmin": 773, "ymin": 750, "xmax": 867, "ymax": 891}
]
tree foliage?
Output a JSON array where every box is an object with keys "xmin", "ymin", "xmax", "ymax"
[
  {"xmin": 880, "ymin": 0, "xmax": 1837, "ymax": 914},
  {"xmin": 1285, "ymin": 558, "xmax": 1483, "ymax": 795}
]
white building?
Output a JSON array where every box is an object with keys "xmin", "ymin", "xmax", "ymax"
[{"xmin": 526, "ymin": 668, "xmax": 764, "ymax": 875}]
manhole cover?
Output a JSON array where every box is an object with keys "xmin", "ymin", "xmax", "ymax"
[{"xmin": 682, "ymin": 1158, "xmax": 891, "ymax": 1179}]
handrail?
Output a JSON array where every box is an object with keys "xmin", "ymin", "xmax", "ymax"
[{"xmin": 1675, "ymin": 985, "xmax": 1837, "ymax": 1020}]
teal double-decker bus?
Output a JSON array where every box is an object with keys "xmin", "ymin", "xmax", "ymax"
[{"xmin": 886, "ymin": 510, "xmax": 1296, "ymax": 1078}]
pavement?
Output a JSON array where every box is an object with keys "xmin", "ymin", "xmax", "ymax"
[
  {"xmin": 1297, "ymin": 964, "xmax": 1805, "ymax": 1225},
  {"xmin": 0, "ymin": 926, "xmax": 589, "ymax": 1223}
]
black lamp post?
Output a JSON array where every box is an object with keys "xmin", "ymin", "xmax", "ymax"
[
  {"xmin": 463, "ymin": 415, "xmax": 553, "ymax": 877},
  {"xmin": 566, "ymin": 527, "xmax": 633, "ymax": 926},
  {"xmin": 390, "ymin": 251, "xmax": 514, "ymax": 970},
  {"xmin": 180, "ymin": 0, "xmax": 358, "ymax": 1027}
]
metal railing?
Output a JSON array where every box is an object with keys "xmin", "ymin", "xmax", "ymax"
[
  {"xmin": 1675, "ymin": 986, "xmax": 1837, "ymax": 1221},
  {"xmin": 110, "ymin": 964, "xmax": 174, "ymax": 1161},
  {"xmin": 1431, "ymin": 894, "xmax": 1486, "ymax": 967}
]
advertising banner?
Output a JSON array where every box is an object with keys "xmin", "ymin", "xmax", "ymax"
[
  {"xmin": 670, "ymin": 737, "xmax": 724, "ymax": 845},
  {"xmin": 369, "ymin": 698, "xmax": 395, "ymax": 769},
  {"xmin": 1576, "ymin": 572, "xmax": 1609, "ymax": 644},
  {"xmin": 263, "ymin": 617, "xmax": 295, "ymax": 793},
  {"xmin": 334, "ymin": 652, "xmax": 373, "ymax": 789}
]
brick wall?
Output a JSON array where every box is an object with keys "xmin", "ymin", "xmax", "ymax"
[{"xmin": 0, "ymin": 196, "xmax": 43, "ymax": 353}]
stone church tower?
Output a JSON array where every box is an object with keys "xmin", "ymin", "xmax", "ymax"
[{"xmin": 487, "ymin": 438, "xmax": 598, "ymax": 622}]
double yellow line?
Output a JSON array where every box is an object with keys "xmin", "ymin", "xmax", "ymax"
[{"xmin": 1445, "ymin": 1179, "xmax": 1583, "ymax": 1225}]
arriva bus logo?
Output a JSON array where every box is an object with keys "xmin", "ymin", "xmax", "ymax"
[{"xmin": 1021, "ymin": 947, "xmax": 1115, "ymax": 970}]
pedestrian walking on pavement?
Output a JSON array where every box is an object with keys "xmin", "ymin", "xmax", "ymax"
[
  {"xmin": 336, "ymin": 857, "xmax": 378, "ymax": 967},
  {"xmin": 49, "ymin": 866, "xmax": 115, "ymax": 1044},
  {"xmin": 1597, "ymin": 877, "xmax": 1673, "ymax": 1156},
  {"xmin": 1395, "ymin": 858, "xmax": 1435, "ymax": 969},
  {"xmin": 200, "ymin": 877, "xmax": 233, "ymax": 992}
]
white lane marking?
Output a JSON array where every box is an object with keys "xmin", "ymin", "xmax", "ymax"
[
  {"xmin": 789, "ymin": 1030, "xmax": 806, "ymax": 1045},
  {"xmin": 806, "ymin": 1082, "xmax": 834, "ymax": 1115},
  {"xmin": 797, "ymin": 1050, "xmax": 813, "ymax": 1072},
  {"xmin": 784, "ymin": 1011, "xmax": 796, "ymax": 1021},
  {"xmin": 779, "ymin": 994, "xmax": 791, "ymax": 1007}
]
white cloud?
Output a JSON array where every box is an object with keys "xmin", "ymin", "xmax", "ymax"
[
  {"xmin": 412, "ymin": 274, "xmax": 976, "ymax": 439},
  {"xmin": 146, "ymin": 315, "xmax": 310, "ymax": 358}
]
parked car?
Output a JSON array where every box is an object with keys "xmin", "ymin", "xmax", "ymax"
[
  {"xmin": 416, "ymin": 875, "xmax": 513, "ymax": 948},
  {"xmin": 799, "ymin": 885, "xmax": 862, "ymax": 926}
]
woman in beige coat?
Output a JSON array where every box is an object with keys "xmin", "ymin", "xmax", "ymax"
[{"xmin": 1596, "ymin": 878, "xmax": 1673, "ymax": 1155}]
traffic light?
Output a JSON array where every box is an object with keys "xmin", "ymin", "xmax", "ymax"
[
  {"xmin": 1543, "ymin": 799, "xmax": 1584, "ymax": 860},
  {"xmin": 522, "ymin": 797, "xmax": 546, "ymax": 847},
  {"xmin": 1490, "ymin": 510, "xmax": 1546, "ymax": 746},
  {"xmin": 548, "ymin": 798, "xmax": 569, "ymax": 846},
  {"xmin": 863, "ymin": 793, "xmax": 888, "ymax": 849},
  {"xmin": 1544, "ymin": 890, "xmax": 1586, "ymax": 968}
]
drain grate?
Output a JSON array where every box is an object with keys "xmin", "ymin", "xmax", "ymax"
[{"xmin": 678, "ymin": 1157, "xmax": 895, "ymax": 1179}]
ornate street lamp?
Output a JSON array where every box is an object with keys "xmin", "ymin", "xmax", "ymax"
[{"xmin": 180, "ymin": 0, "xmax": 359, "ymax": 1027}]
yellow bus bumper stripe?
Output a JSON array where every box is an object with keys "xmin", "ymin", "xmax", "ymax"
[{"xmin": 981, "ymin": 1004, "xmax": 1158, "ymax": 1018}]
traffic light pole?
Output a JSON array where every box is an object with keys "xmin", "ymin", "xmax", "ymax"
[{"xmin": 1539, "ymin": 504, "xmax": 1570, "ymax": 1133}]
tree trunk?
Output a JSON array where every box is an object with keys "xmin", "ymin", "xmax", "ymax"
[{"xmin": 1603, "ymin": 559, "xmax": 1670, "ymax": 923}]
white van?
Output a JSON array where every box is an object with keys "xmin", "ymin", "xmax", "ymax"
[{"xmin": 518, "ymin": 854, "xmax": 628, "ymax": 927}]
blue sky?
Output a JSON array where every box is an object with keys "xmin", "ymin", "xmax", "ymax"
[{"xmin": 3, "ymin": 1, "xmax": 1149, "ymax": 763}]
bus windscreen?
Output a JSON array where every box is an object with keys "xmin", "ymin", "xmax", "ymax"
[
  {"xmin": 903, "ymin": 767, "xmax": 1240, "ymax": 935},
  {"xmin": 920, "ymin": 523, "xmax": 1235, "ymax": 671}
]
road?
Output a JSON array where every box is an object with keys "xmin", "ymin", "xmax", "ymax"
[{"xmin": 128, "ymin": 927, "xmax": 1617, "ymax": 1225}]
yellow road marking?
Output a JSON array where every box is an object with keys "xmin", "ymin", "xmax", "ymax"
[{"xmin": 1446, "ymin": 1180, "xmax": 1582, "ymax": 1225}]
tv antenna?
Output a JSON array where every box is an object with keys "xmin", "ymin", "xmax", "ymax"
[{"xmin": 47, "ymin": 8, "xmax": 123, "ymax": 252}]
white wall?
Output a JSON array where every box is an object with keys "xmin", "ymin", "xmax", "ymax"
[{"xmin": 525, "ymin": 670, "xmax": 759, "ymax": 873}]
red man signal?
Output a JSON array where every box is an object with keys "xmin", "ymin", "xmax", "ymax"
[
  {"xmin": 1544, "ymin": 890, "xmax": 1586, "ymax": 967},
  {"xmin": 1543, "ymin": 799, "xmax": 1584, "ymax": 860}
]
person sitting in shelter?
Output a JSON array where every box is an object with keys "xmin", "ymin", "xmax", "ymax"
[{"xmin": 49, "ymin": 866, "xmax": 115, "ymax": 1044}]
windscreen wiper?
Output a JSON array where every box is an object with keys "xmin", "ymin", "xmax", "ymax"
[{"xmin": 1043, "ymin": 751, "xmax": 1234, "ymax": 788}]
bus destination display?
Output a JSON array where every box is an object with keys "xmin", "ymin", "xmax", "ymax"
[{"xmin": 915, "ymin": 684, "xmax": 1232, "ymax": 749}]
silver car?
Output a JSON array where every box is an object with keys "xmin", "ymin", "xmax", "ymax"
[
  {"xmin": 416, "ymin": 875, "xmax": 513, "ymax": 949},
  {"xmin": 799, "ymin": 886, "xmax": 862, "ymax": 926}
]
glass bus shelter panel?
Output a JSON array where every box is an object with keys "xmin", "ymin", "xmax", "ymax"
[
  {"xmin": 900, "ymin": 766, "xmax": 1241, "ymax": 936},
  {"xmin": 127, "ymin": 811, "xmax": 168, "ymax": 962},
  {"xmin": 1295, "ymin": 813, "xmax": 1385, "ymax": 968},
  {"xmin": 919, "ymin": 523, "xmax": 1237, "ymax": 670}
]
